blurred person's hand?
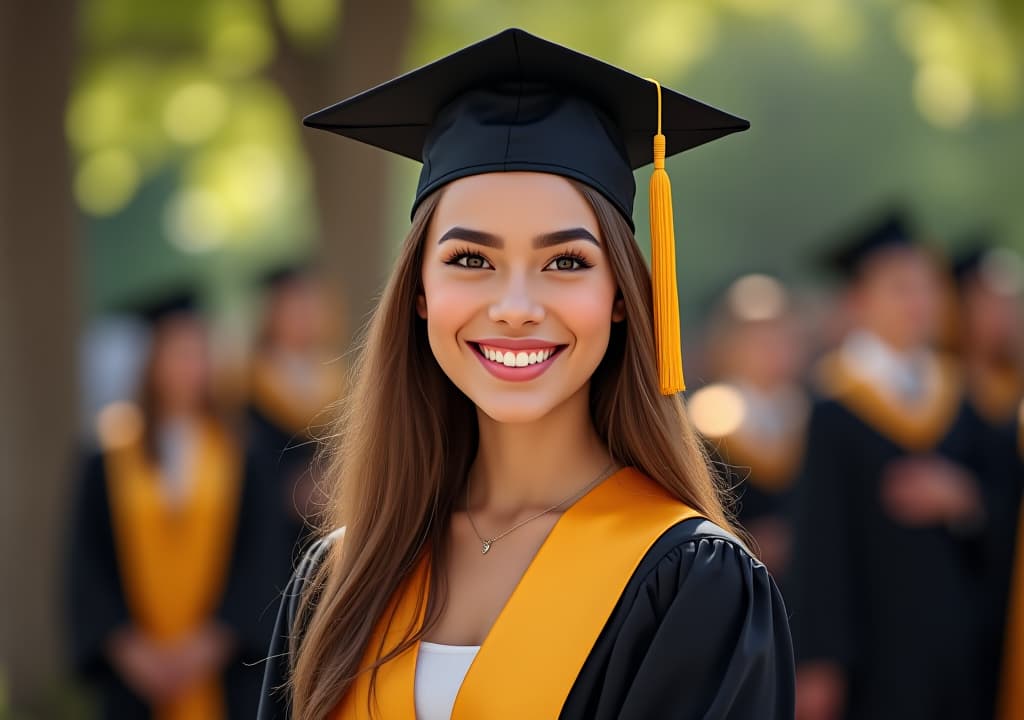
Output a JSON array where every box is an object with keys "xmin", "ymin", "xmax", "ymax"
[
  {"xmin": 166, "ymin": 622, "xmax": 236, "ymax": 690},
  {"xmin": 881, "ymin": 456, "xmax": 983, "ymax": 528},
  {"xmin": 106, "ymin": 627, "xmax": 187, "ymax": 704},
  {"xmin": 796, "ymin": 661, "xmax": 846, "ymax": 720}
]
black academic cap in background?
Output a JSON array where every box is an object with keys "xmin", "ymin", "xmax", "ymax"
[
  {"xmin": 303, "ymin": 27, "xmax": 749, "ymax": 229},
  {"xmin": 133, "ymin": 290, "xmax": 199, "ymax": 327},
  {"xmin": 951, "ymin": 231, "xmax": 994, "ymax": 285},
  {"xmin": 260, "ymin": 261, "xmax": 314, "ymax": 291},
  {"xmin": 824, "ymin": 209, "xmax": 917, "ymax": 279}
]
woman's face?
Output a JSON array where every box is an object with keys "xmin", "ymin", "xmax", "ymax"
[
  {"xmin": 419, "ymin": 172, "xmax": 624, "ymax": 424},
  {"xmin": 151, "ymin": 316, "xmax": 210, "ymax": 413}
]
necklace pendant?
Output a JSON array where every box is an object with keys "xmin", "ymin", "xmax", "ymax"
[{"xmin": 481, "ymin": 540, "xmax": 492, "ymax": 555}]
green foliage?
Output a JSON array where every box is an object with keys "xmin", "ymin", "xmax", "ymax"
[
  {"xmin": 411, "ymin": 0, "xmax": 1024, "ymax": 323},
  {"xmin": 72, "ymin": 0, "xmax": 1024, "ymax": 314}
]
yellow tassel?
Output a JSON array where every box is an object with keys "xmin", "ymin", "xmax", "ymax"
[{"xmin": 647, "ymin": 79, "xmax": 685, "ymax": 394}]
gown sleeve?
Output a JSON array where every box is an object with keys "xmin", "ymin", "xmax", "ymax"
[
  {"xmin": 257, "ymin": 532, "xmax": 335, "ymax": 720},
  {"xmin": 214, "ymin": 446, "xmax": 288, "ymax": 659},
  {"xmin": 789, "ymin": 400, "xmax": 856, "ymax": 667},
  {"xmin": 65, "ymin": 451, "xmax": 130, "ymax": 679},
  {"xmin": 562, "ymin": 520, "xmax": 795, "ymax": 720}
]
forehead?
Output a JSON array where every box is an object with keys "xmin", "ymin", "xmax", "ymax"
[
  {"xmin": 429, "ymin": 172, "xmax": 601, "ymax": 239},
  {"xmin": 858, "ymin": 246, "xmax": 934, "ymax": 281}
]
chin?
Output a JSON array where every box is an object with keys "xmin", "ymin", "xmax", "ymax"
[{"xmin": 471, "ymin": 391, "xmax": 566, "ymax": 425}]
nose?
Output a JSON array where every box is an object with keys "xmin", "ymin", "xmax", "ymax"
[{"xmin": 488, "ymin": 274, "xmax": 544, "ymax": 327}]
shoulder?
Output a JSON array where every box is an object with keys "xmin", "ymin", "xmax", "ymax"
[
  {"xmin": 607, "ymin": 517, "xmax": 793, "ymax": 673},
  {"xmin": 632, "ymin": 517, "xmax": 773, "ymax": 602},
  {"xmin": 283, "ymin": 527, "xmax": 346, "ymax": 630}
]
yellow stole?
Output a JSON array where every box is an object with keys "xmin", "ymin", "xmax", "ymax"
[
  {"xmin": 718, "ymin": 428, "xmax": 805, "ymax": 493},
  {"xmin": 968, "ymin": 364, "xmax": 1023, "ymax": 428},
  {"xmin": 103, "ymin": 418, "xmax": 242, "ymax": 720},
  {"xmin": 332, "ymin": 468, "xmax": 701, "ymax": 719},
  {"xmin": 814, "ymin": 351, "xmax": 962, "ymax": 452},
  {"xmin": 249, "ymin": 354, "xmax": 343, "ymax": 436}
]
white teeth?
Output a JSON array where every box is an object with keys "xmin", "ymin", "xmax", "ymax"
[{"xmin": 479, "ymin": 345, "xmax": 557, "ymax": 367}]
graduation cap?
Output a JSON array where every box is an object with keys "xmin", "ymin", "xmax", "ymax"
[
  {"xmin": 825, "ymin": 209, "xmax": 917, "ymax": 279},
  {"xmin": 304, "ymin": 28, "xmax": 750, "ymax": 394},
  {"xmin": 131, "ymin": 290, "xmax": 199, "ymax": 327},
  {"xmin": 260, "ymin": 261, "xmax": 315, "ymax": 291}
]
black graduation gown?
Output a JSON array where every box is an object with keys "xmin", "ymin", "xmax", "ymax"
[
  {"xmin": 962, "ymin": 400, "xmax": 1023, "ymax": 718},
  {"xmin": 257, "ymin": 518, "xmax": 795, "ymax": 719},
  {"xmin": 790, "ymin": 397, "xmax": 985, "ymax": 720},
  {"xmin": 245, "ymin": 402, "xmax": 319, "ymax": 576},
  {"xmin": 66, "ymin": 449, "xmax": 283, "ymax": 719}
]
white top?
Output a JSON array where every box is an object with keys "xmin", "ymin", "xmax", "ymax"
[{"xmin": 414, "ymin": 641, "xmax": 480, "ymax": 720}]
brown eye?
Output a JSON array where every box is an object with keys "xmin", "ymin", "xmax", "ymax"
[
  {"xmin": 446, "ymin": 252, "xmax": 493, "ymax": 270},
  {"xmin": 544, "ymin": 253, "xmax": 592, "ymax": 271}
]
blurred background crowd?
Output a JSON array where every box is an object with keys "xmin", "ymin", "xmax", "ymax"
[{"xmin": 2, "ymin": 0, "xmax": 1023, "ymax": 718}]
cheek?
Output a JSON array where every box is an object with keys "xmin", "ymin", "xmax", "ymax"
[
  {"xmin": 420, "ymin": 270, "xmax": 480, "ymax": 343},
  {"xmin": 554, "ymin": 280, "xmax": 617, "ymax": 349}
]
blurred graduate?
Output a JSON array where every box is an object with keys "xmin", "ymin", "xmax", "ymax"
[
  {"xmin": 245, "ymin": 264, "xmax": 345, "ymax": 574},
  {"xmin": 66, "ymin": 293, "xmax": 278, "ymax": 719},
  {"xmin": 791, "ymin": 212, "xmax": 987, "ymax": 720},
  {"xmin": 950, "ymin": 243, "xmax": 1024, "ymax": 719},
  {"xmin": 690, "ymin": 273, "xmax": 810, "ymax": 581}
]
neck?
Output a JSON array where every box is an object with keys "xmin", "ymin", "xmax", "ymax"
[
  {"xmin": 468, "ymin": 385, "xmax": 612, "ymax": 515},
  {"xmin": 156, "ymin": 405, "xmax": 203, "ymax": 425},
  {"xmin": 858, "ymin": 324, "xmax": 921, "ymax": 355}
]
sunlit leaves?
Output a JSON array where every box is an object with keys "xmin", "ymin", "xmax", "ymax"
[
  {"xmin": 74, "ymin": 148, "xmax": 140, "ymax": 216},
  {"xmin": 69, "ymin": 0, "xmax": 310, "ymax": 253},
  {"xmin": 274, "ymin": 0, "xmax": 343, "ymax": 50},
  {"xmin": 897, "ymin": 1, "xmax": 1021, "ymax": 127}
]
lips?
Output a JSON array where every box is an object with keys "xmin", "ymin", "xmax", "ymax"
[{"xmin": 468, "ymin": 339, "xmax": 566, "ymax": 381}]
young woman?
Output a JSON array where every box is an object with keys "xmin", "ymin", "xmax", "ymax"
[
  {"xmin": 258, "ymin": 29, "xmax": 794, "ymax": 720},
  {"xmin": 68, "ymin": 295, "xmax": 276, "ymax": 719}
]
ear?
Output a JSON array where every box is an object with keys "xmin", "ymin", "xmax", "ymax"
[
  {"xmin": 611, "ymin": 294, "xmax": 626, "ymax": 323},
  {"xmin": 416, "ymin": 292, "xmax": 428, "ymax": 319}
]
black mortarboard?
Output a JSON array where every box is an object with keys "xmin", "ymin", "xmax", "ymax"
[
  {"xmin": 304, "ymin": 28, "xmax": 750, "ymax": 395},
  {"xmin": 260, "ymin": 261, "xmax": 314, "ymax": 291},
  {"xmin": 951, "ymin": 231, "xmax": 995, "ymax": 285},
  {"xmin": 135, "ymin": 290, "xmax": 198, "ymax": 327},
  {"xmin": 303, "ymin": 27, "xmax": 748, "ymax": 230},
  {"xmin": 825, "ymin": 210, "xmax": 916, "ymax": 279}
]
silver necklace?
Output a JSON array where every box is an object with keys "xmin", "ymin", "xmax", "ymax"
[{"xmin": 465, "ymin": 460, "xmax": 617, "ymax": 555}]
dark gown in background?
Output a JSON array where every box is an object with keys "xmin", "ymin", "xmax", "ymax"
[
  {"xmin": 791, "ymin": 353, "xmax": 988, "ymax": 720},
  {"xmin": 257, "ymin": 518, "xmax": 795, "ymax": 719},
  {"xmin": 962, "ymin": 370, "xmax": 1024, "ymax": 719},
  {"xmin": 67, "ymin": 441, "xmax": 280, "ymax": 719},
  {"xmin": 696, "ymin": 382, "xmax": 808, "ymax": 590},
  {"xmin": 245, "ymin": 352, "xmax": 343, "ymax": 584}
]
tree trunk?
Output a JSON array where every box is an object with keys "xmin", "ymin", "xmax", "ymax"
[
  {"xmin": 0, "ymin": 0, "xmax": 79, "ymax": 706},
  {"xmin": 269, "ymin": 0, "xmax": 415, "ymax": 347}
]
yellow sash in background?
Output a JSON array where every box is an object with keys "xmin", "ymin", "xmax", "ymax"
[{"xmin": 104, "ymin": 419, "xmax": 241, "ymax": 720}]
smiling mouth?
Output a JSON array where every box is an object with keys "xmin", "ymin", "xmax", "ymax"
[{"xmin": 471, "ymin": 342, "xmax": 566, "ymax": 368}]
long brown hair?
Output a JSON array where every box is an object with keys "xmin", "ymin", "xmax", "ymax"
[
  {"xmin": 290, "ymin": 180, "xmax": 735, "ymax": 720},
  {"xmin": 137, "ymin": 314, "xmax": 222, "ymax": 461}
]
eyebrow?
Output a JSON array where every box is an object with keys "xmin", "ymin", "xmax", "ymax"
[{"xmin": 437, "ymin": 226, "xmax": 600, "ymax": 249}]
